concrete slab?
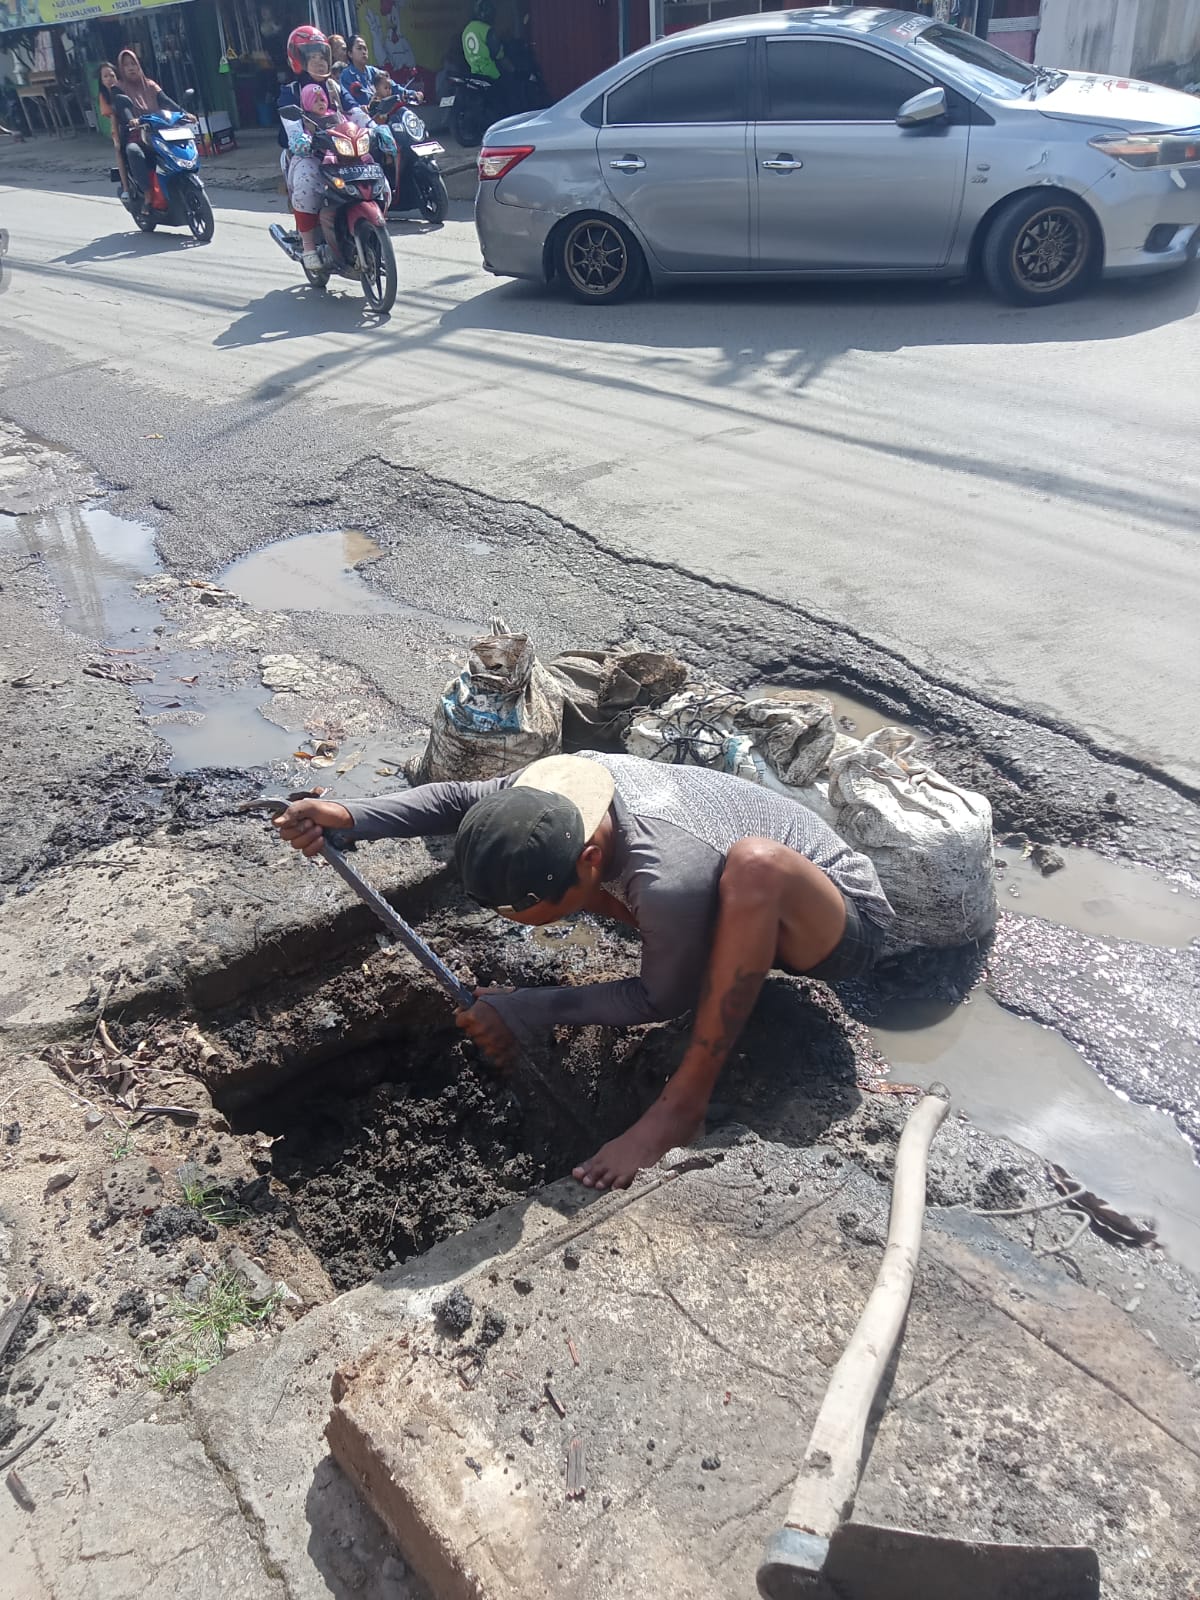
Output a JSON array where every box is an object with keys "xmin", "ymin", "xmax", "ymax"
[
  {"xmin": 0, "ymin": 1413, "xmax": 287, "ymax": 1600},
  {"xmin": 0, "ymin": 824, "xmax": 453, "ymax": 1042},
  {"xmin": 320, "ymin": 1140, "xmax": 1200, "ymax": 1600}
]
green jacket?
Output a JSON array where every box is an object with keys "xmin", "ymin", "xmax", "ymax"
[{"xmin": 462, "ymin": 18, "xmax": 501, "ymax": 80}]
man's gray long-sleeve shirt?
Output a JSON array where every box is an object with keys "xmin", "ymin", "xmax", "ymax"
[{"xmin": 345, "ymin": 752, "xmax": 893, "ymax": 1046}]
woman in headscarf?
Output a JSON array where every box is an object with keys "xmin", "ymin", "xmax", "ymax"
[
  {"xmin": 115, "ymin": 47, "xmax": 183, "ymax": 118},
  {"xmin": 113, "ymin": 47, "xmax": 192, "ymax": 203}
]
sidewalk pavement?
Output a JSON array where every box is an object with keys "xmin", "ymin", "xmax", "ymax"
[
  {"xmin": 189, "ymin": 1137, "xmax": 1200, "ymax": 1600},
  {"xmin": 0, "ymin": 124, "xmax": 478, "ymax": 203}
]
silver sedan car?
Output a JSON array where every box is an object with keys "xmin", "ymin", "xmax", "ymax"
[{"xmin": 474, "ymin": 6, "xmax": 1200, "ymax": 306}]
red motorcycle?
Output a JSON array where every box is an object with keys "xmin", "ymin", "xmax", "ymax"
[{"xmin": 270, "ymin": 104, "xmax": 397, "ymax": 314}]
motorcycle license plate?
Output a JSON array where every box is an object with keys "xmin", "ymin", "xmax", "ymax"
[
  {"xmin": 439, "ymin": 95, "xmax": 456, "ymax": 106},
  {"xmin": 411, "ymin": 142, "xmax": 443, "ymax": 156},
  {"xmin": 338, "ymin": 162, "xmax": 383, "ymax": 182}
]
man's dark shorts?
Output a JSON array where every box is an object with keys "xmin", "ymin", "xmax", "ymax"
[{"xmin": 784, "ymin": 893, "xmax": 887, "ymax": 984}]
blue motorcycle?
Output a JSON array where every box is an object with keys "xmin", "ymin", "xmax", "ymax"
[{"xmin": 112, "ymin": 97, "xmax": 214, "ymax": 244}]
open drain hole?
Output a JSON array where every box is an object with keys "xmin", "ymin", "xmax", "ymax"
[
  {"xmin": 238, "ymin": 1030, "xmax": 566, "ymax": 1291},
  {"xmin": 210, "ymin": 924, "xmax": 650, "ymax": 1293}
]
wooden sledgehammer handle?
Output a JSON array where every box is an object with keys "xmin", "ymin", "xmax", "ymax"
[{"xmin": 784, "ymin": 1087, "xmax": 950, "ymax": 1541}]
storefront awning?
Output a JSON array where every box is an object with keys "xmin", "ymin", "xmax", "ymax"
[{"xmin": 2, "ymin": 0, "xmax": 194, "ymax": 33}]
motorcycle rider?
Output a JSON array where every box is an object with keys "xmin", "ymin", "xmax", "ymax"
[
  {"xmin": 461, "ymin": 0, "xmax": 514, "ymax": 118},
  {"xmin": 111, "ymin": 47, "xmax": 193, "ymax": 207},
  {"xmin": 279, "ymin": 27, "xmax": 394, "ymax": 273}
]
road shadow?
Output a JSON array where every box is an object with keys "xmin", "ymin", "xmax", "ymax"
[
  {"xmin": 433, "ymin": 263, "xmax": 1200, "ymax": 393},
  {"xmin": 212, "ymin": 282, "xmax": 393, "ymax": 347},
  {"xmin": 52, "ymin": 228, "xmax": 206, "ymax": 264}
]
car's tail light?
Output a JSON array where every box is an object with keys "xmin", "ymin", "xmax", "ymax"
[
  {"xmin": 1089, "ymin": 130, "xmax": 1200, "ymax": 169},
  {"xmin": 478, "ymin": 145, "xmax": 534, "ymax": 181}
]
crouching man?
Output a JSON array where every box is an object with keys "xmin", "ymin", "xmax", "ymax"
[{"xmin": 274, "ymin": 752, "xmax": 893, "ymax": 1190}]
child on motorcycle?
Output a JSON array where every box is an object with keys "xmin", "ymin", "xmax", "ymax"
[{"xmin": 280, "ymin": 26, "xmax": 394, "ymax": 272}]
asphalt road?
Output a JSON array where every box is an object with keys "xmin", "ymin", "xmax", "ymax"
[{"xmin": 1, "ymin": 178, "xmax": 1198, "ymax": 787}]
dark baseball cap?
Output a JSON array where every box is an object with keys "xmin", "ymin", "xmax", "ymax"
[{"xmin": 455, "ymin": 755, "xmax": 615, "ymax": 913}]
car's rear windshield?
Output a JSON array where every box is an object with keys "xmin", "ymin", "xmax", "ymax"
[{"xmin": 898, "ymin": 22, "xmax": 1038, "ymax": 96}]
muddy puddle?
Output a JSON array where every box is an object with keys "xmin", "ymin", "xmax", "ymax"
[
  {"xmin": 219, "ymin": 529, "xmax": 479, "ymax": 636},
  {"xmin": 996, "ymin": 845, "xmax": 1200, "ymax": 950},
  {"xmin": 871, "ymin": 992, "xmax": 1200, "ymax": 1276},
  {"xmin": 748, "ymin": 682, "xmax": 911, "ymax": 738},
  {"xmin": 3, "ymin": 502, "xmax": 296, "ymax": 770}
]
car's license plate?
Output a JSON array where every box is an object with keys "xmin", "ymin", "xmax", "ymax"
[
  {"xmin": 339, "ymin": 162, "xmax": 383, "ymax": 181},
  {"xmin": 439, "ymin": 94, "xmax": 456, "ymax": 106},
  {"xmin": 411, "ymin": 141, "xmax": 443, "ymax": 156}
]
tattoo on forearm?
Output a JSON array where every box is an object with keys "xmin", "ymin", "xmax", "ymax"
[{"xmin": 692, "ymin": 965, "xmax": 768, "ymax": 1065}]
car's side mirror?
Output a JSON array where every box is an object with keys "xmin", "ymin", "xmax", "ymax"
[{"xmin": 896, "ymin": 86, "xmax": 948, "ymax": 127}]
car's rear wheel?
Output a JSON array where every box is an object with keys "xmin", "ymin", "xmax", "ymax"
[
  {"xmin": 558, "ymin": 214, "xmax": 646, "ymax": 305},
  {"xmin": 981, "ymin": 191, "xmax": 1098, "ymax": 306}
]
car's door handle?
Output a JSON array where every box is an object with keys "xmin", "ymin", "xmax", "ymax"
[
  {"xmin": 761, "ymin": 156, "xmax": 803, "ymax": 172},
  {"xmin": 609, "ymin": 156, "xmax": 645, "ymax": 173}
]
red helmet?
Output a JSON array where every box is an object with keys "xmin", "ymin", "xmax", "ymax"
[{"xmin": 287, "ymin": 25, "xmax": 329, "ymax": 77}]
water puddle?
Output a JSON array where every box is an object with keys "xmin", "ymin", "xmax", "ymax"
[
  {"xmin": 871, "ymin": 992, "xmax": 1200, "ymax": 1276},
  {"xmin": 996, "ymin": 844, "xmax": 1200, "ymax": 951},
  {"xmin": 747, "ymin": 682, "xmax": 910, "ymax": 738},
  {"xmin": 8, "ymin": 501, "xmax": 160, "ymax": 639},
  {"xmin": 3, "ymin": 503, "xmax": 294, "ymax": 771},
  {"xmin": 219, "ymin": 530, "xmax": 478, "ymax": 635},
  {"xmin": 528, "ymin": 916, "xmax": 602, "ymax": 954}
]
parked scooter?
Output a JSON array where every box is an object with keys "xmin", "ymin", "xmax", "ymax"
[
  {"xmin": 370, "ymin": 86, "xmax": 448, "ymax": 224},
  {"xmin": 112, "ymin": 91, "xmax": 214, "ymax": 243},
  {"xmin": 442, "ymin": 37, "xmax": 548, "ymax": 149},
  {"xmin": 270, "ymin": 104, "xmax": 397, "ymax": 314}
]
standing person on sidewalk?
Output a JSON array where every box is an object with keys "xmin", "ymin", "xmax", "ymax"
[{"xmin": 273, "ymin": 752, "xmax": 894, "ymax": 1191}]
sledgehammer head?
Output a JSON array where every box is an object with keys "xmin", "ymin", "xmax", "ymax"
[{"xmin": 757, "ymin": 1522, "xmax": 1100, "ymax": 1600}]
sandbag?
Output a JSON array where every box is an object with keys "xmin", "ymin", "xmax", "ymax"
[
  {"xmin": 826, "ymin": 729, "xmax": 997, "ymax": 951},
  {"xmin": 410, "ymin": 632, "xmax": 564, "ymax": 783},
  {"xmin": 624, "ymin": 687, "xmax": 840, "ymax": 801},
  {"xmin": 625, "ymin": 687, "xmax": 996, "ymax": 952},
  {"xmin": 547, "ymin": 649, "xmax": 687, "ymax": 747}
]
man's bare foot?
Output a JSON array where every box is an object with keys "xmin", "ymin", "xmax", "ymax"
[{"xmin": 572, "ymin": 1099, "xmax": 704, "ymax": 1191}]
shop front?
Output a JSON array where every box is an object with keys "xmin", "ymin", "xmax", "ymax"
[{"xmin": 1, "ymin": 0, "xmax": 237, "ymax": 143}]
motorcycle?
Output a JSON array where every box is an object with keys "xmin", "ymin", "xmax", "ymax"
[
  {"xmin": 112, "ymin": 94, "xmax": 214, "ymax": 244},
  {"xmin": 270, "ymin": 104, "xmax": 397, "ymax": 315},
  {"xmin": 442, "ymin": 38, "xmax": 548, "ymax": 149},
  {"xmin": 370, "ymin": 88, "xmax": 448, "ymax": 224}
]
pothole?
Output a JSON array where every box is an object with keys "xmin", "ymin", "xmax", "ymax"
[
  {"xmin": 747, "ymin": 680, "xmax": 913, "ymax": 738},
  {"xmin": 4, "ymin": 501, "xmax": 296, "ymax": 770},
  {"xmin": 995, "ymin": 844, "xmax": 1200, "ymax": 950},
  {"xmin": 871, "ymin": 990, "xmax": 1200, "ymax": 1276},
  {"xmin": 219, "ymin": 529, "xmax": 480, "ymax": 634}
]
